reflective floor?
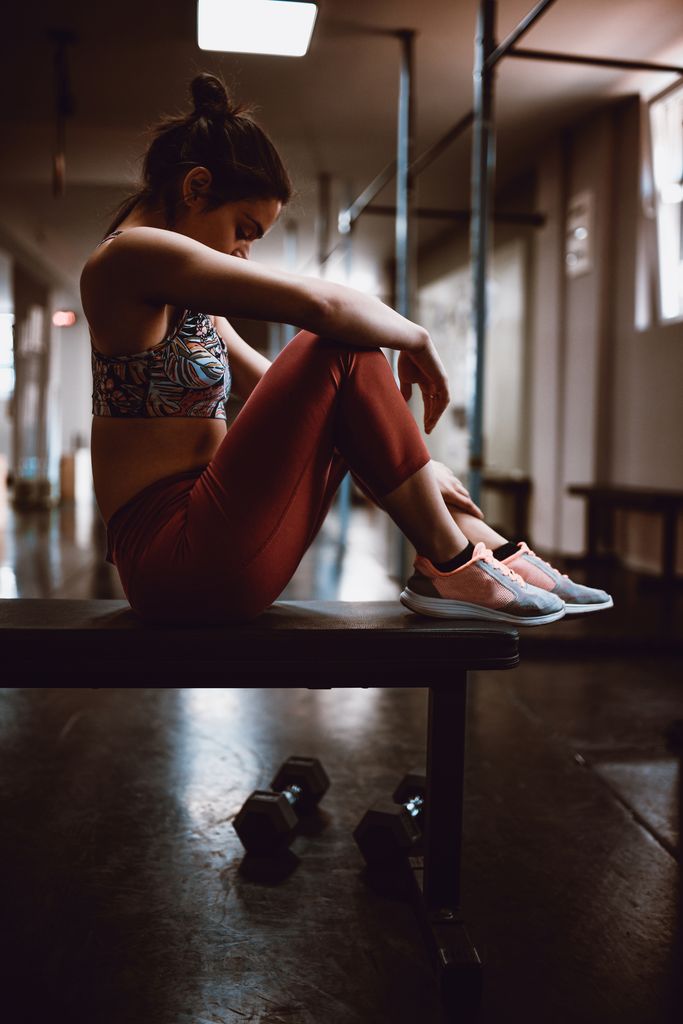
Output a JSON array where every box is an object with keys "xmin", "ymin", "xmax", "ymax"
[{"xmin": 0, "ymin": 489, "xmax": 681, "ymax": 1023}]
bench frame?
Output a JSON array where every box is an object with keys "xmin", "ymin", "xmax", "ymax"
[{"xmin": 2, "ymin": 597, "xmax": 519, "ymax": 1016}]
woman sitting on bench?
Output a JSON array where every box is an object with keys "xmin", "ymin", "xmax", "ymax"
[{"xmin": 81, "ymin": 73, "xmax": 612, "ymax": 626}]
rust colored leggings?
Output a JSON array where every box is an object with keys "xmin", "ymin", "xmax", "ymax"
[{"xmin": 106, "ymin": 330, "xmax": 431, "ymax": 624}]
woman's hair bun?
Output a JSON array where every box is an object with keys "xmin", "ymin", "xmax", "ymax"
[{"xmin": 190, "ymin": 72, "xmax": 234, "ymax": 119}]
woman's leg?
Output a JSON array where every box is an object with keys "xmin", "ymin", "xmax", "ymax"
[
  {"xmin": 128, "ymin": 331, "xmax": 468, "ymax": 620},
  {"xmin": 350, "ymin": 478, "xmax": 509, "ymax": 556},
  {"xmin": 447, "ymin": 510, "xmax": 508, "ymax": 549}
]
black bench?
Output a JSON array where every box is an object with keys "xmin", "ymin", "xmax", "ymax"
[
  {"xmin": 1, "ymin": 598, "xmax": 519, "ymax": 1018},
  {"xmin": 568, "ymin": 483, "xmax": 683, "ymax": 582}
]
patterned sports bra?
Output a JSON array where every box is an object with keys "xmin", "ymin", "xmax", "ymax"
[{"xmin": 91, "ymin": 233, "xmax": 231, "ymax": 419}]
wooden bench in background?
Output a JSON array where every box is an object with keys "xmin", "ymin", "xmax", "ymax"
[
  {"xmin": 1, "ymin": 597, "xmax": 519, "ymax": 1019},
  {"xmin": 482, "ymin": 472, "xmax": 532, "ymax": 543},
  {"xmin": 568, "ymin": 484, "xmax": 683, "ymax": 582}
]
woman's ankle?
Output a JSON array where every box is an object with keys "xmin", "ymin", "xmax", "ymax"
[{"xmin": 429, "ymin": 542, "xmax": 475, "ymax": 572}]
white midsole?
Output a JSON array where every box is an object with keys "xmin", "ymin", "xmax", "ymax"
[
  {"xmin": 562, "ymin": 596, "xmax": 614, "ymax": 615},
  {"xmin": 399, "ymin": 589, "xmax": 566, "ymax": 626}
]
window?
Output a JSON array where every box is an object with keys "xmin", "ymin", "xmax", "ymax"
[
  {"xmin": 0, "ymin": 312, "xmax": 14, "ymax": 400},
  {"xmin": 650, "ymin": 83, "xmax": 683, "ymax": 321}
]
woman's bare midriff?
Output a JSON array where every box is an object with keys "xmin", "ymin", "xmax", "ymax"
[{"xmin": 92, "ymin": 417, "xmax": 227, "ymax": 523}]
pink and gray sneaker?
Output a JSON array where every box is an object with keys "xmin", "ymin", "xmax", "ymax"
[
  {"xmin": 400, "ymin": 541, "xmax": 565, "ymax": 625},
  {"xmin": 500, "ymin": 542, "xmax": 613, "ymax": 615}
]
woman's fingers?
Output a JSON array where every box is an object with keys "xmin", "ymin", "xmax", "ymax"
[
  {"xmin": 451, "ymin": 483, "xmax": 483, "ymax": 518},
  {"xmin": 423, "ymin": 389, "xmax": 449, "ymax": 433},
  {"xmin": 445, "ymin": 493, "xmax": 484, "ymax": 518},
  {"xmin": 440, "ymin": 472, "xmax": 484, "ymax": 518}
]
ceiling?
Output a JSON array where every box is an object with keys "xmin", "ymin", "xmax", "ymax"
[{"xmin": 2, "ymin": 0, "xmax": 683, "ymax": 299}]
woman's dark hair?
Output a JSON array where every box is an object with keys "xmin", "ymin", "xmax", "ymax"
[{"xmin": 104, "ymin": 72, "xmax": 293, "ymax": 235}]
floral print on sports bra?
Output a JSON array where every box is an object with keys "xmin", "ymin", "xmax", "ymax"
[{"xmin": 91, "ymin": 309, "xmax": 231, "ymax": 419}]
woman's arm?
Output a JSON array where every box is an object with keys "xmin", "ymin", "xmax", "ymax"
[
  {"xmin": 215, "ymin": 317, "xmax": 271, "ymax": 401},
  {"xmin": 85, "ymin": 227, "xmax": 451, "ymax": 429},
  {"xmin": 84, "ymin": 227, "xmax": 427, "ymax": 354}
]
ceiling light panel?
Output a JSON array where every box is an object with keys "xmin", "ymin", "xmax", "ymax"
[{"xmin": 198, "ymin": 0, "xmax": 318, "ymax": 57}]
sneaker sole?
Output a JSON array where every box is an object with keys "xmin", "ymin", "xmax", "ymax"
[
  {"xmin": 563, "ymin": 596, "xmax": 614, "ymax": 615},
  {"xmin": 399, "ymin": 589, "xmax": 566, "ymax": 626}
]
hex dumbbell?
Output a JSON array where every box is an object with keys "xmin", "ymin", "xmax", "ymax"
[
  {"xmin": 353, "ymin": 769, "xmax": 426, "ymax": 866},
  {"xmin": 233, "ymin": 756, "xmax": 330, "ymax": 855}
]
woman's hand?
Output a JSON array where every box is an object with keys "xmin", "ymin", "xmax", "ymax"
[
  {"xmin": 430, "ymin": 460, "xmax": 484, "ymax": 518},
  {"xmin": 397, "ymin": 335, "xmax": 450, "ymax": 434}
]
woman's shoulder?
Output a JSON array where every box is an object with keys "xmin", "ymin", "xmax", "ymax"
[
  {"xmin": 81, "ymin": 228, "xmax": 188, "ymax": 353},
  {"xmin": 83, "ymin": 225, "xmax": 184, "ymax": 276},
  {"xmin": 83, "ymin": 228, "xmax": 182, "ymax": 307},
  {"xmin": 81, "ymin": 227, "xmax": 219, "ymax": 308}
]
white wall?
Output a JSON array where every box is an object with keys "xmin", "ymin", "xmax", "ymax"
[
  {"xmin": 486, "ymin": 238, "xmax": 527, "ymax": 474},
  {"xmin": 530, "ymin": 96, "xmax": 683, "ymax": 570},
  {"xmin": 528, "ymin": 142, "xmax": 565, "ymax": 550},
  {"xmin": 609, "ymin": 98, "xmax": 683, "ymax": 571},
  {"xmin": 559, "ymin": 109, "xmax": 615, "ymax": 554},
  {"xmin": 0, "ymin": 251, "xmax": 12, "ymax": 473},
  {"xmin": 415, "ymin": 93, "xmax": 683, "ymax": 571},
  {"xmin": 417, "ymin": 264, "xmax": 472, "ymax": 476},
  {"xmin": 0, "ymin": 243, "xmax": 90, "ymax": 495},
  {"xmin": 417, "ymin": 231, "xmax": 530, "ymax": 468},
  {"xmin": 52, "ymin": 302, "xmax": 92, "ymax": 456}
]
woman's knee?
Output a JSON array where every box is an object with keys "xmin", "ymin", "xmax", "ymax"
[{"xmin": 285, "ymin": 329, "xmax": 381, "ymax": 367}]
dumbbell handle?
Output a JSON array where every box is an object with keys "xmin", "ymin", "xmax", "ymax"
[
  {"xmin": 279, "ymin": 782, "xmax": 304, "ymax": 808},
  {"xmin": 401, "ymin": 793, "xmax": 424, "ymax": 818}
]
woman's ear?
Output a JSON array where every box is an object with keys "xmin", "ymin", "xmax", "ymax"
[{"xmin": 181, "ymin": 166, "xmax": 213, "ymax": 207}]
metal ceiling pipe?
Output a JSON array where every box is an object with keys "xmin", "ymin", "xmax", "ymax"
[
  {"xmin": 507, "ymin": 47, "xmax": 683, "ymax": 76},
  {"xmin": 336, "ymin": 113, "xmax": 474, "ymax": 243},
  {"xmin": 485, "ymin": 0, "xmax": 559, "ymax": 70},
  {"xmin": 364, "ymin": 205, "xmax": 546, "ymax": 227}
]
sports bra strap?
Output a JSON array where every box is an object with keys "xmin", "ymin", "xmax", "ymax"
[{"xmin": 98, "ymin": 229, "xmax": 123, "ymax": 247}]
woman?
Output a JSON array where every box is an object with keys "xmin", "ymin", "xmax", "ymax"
[{"xmin": 81, "ymin": 73, "xmax": 612, "ymax": 625}]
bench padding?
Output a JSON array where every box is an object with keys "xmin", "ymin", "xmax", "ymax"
[{"xmin": 1, "ymin": 599, "xmax": 519, "ymax": 684}]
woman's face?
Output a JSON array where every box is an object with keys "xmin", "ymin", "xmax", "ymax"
[{"xmin": 177, "ymin": 167, "xmax": 282, "ymax": 258}]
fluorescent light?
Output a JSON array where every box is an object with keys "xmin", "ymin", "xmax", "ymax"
[{"xmin": 198, "ymin": 0, "xmax": 318, "ymax": 57}]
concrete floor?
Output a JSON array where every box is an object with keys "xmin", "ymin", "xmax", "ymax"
[{"xmin": 0, "ymin": 490, "xmax": 681, "ymax": 1023}]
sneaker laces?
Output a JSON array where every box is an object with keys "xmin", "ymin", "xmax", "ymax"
[
  {"xmin": 520, "ymin": 542, "xmax": 569, "ymax": 579},
  {"xmin": 473, "ymin": 543, "xmax": 527, "ymax": 587}
]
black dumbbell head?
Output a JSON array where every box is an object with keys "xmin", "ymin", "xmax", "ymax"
[
  {"xmin": 233, "ymin": 790, "xmax": 299, "ymax": 855},
  {"xmin": 353, "ymin": 798, "xmax": 421, "ymax": 866},
  {"xmin": 271, "ymin": 756, "xmax": 329, "ymax": 814},
  {"xmin": 392, "ymin": 770, "xmax": 426, "ymax": 806}
]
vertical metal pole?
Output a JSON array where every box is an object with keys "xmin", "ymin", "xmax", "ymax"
[
  {"xmin": 394, "ymin": 30, "xmax": 416, "ymax": 340},
  {"xmin": 394, "ymin": 30, "xmax": 416, "ymax": 579},
  {"xmin": 469, "ymin": 0, "xmax": 497, "ymax": 505},
  {"xmin": 317, "ymin": 171, "xmax": 332, "ymax": 276},
  {"xmin": 320, "ymin": 172, "xmax": 352, "ymax": 555},
  {"xmin": 335, "ymin": 180, "xmax": 355, "ymax": 555}
]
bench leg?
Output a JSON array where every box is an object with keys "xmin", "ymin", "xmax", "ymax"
[
  {"xmin": 406, "ymin": 676, "xmax": 483, "ymax": 1018},
  {"xmin": 424, "ymin": 682, "xmax": 466, "ymax": 908}
]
